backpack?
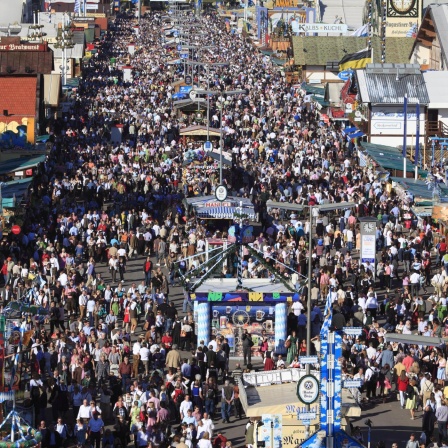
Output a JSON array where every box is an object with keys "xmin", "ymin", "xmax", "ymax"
[
  {"xmin": 206, "ymin": 388, "xmax": 215, "ymax": 400},
  {"xmin": 406, "ymin": 384, "xmax": 415, "ymax": 400},
  {"xmin": 176, "ymin": 391, "xmax": 185, "ymax": 404}
]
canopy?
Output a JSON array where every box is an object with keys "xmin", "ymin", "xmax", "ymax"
[
  {"xmin": 384, "ymin": 333, "xmax": 444, "ymax": 346},
  {"xmin": 196, "ymin": 205, "xmax": 255, "ymax": 220},
  {"xmin": 0, "ymin": 156, "xmax": 45, "ymax": 176}
]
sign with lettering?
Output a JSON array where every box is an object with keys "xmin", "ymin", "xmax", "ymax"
[
  {"xmin": 297, "ymin": 411, "xmax": 317, "ymax": 421},
  {"xmin": 343, "ymin": 379, "xmax": 362, "ymax": 388},
  {"xmin": 274, "ymin": 0, "xmax": 298, "ymax": 7},
  {"xmin": 204, "ymin": 202, "xmax": 232, "ymax": 207},
  {"xmin": 0, "ymin": 43, "xmax": 46, "ymax": 51},
  {"xmin": 299, "ymin": 356, "xmax": 319, "ymax": 364},
  {"xmin": 296, "ymin": 23, "xmax": 348, "ymax": 34},
  {"xmin": 342, "ymin": 327, "xmax": 363, "ymax": 336},
  {"xmin": 296, "ymin": 375, "xmax": 319, "ymax": 404}
]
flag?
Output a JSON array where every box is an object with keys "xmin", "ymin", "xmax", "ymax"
[
  {"xmin": 320, "ymin": 290, "xmax": 333, "ymax": 339},
  {"xmin": 351, "ymin": 24, "xmax": 369, "ymax": 37},
  {"xmin": 74, "ymin": 0, "xmax": 80, "ymax": 14},
  {"xmin": 339, "ymin": 47, "xmax": 371, "ymax": 71}
]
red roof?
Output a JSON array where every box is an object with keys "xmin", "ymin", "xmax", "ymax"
[{"xmin": 0, "ymin": 77, "xmax": 37, "ymax": 117}]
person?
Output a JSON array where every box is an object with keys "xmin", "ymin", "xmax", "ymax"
[
  {"xmin": 197, "ymin": 432, "xmax": 213, "ymax": 448},
  {"xmin": 397, "ymin": 371, "xmax": 410, "ymax": 408},
  {"xmin": 405, "ymin": 379, "xmax": 419, "ymax": 420},
  {"xmin": 221, "ymin": 380, "xmax": 234, "ymax": 424},
  {"xmin": 405, "ymin": 434, "xmax": 419, "ymax": 448},
  {"xmin": 286, "ymin": 330, "xmax": 298, "ymax": 365},
  {"xmin": 242, "ymin": 331, "xmax": 253, "ymax": 366},
  {"xmin": 436, "ymin": 400, "xmax": 448, "ymax": 443},
  {"xmin": 74, "ymin": 418, "xmax": 88, "ymax": 447},
  {"xmin": 44, "ymin": 424, "xmax": 62, "ymax": 448},
  {"xmin": 88, "ymin": 411, "xmax": 104, "ymax": 448},
  {"xmin": 422, "ymin": 405, "xmax": 437, "ymax": 443},
  {"xmin": 264, "ymin": 352, "xmax": 275, "ymax": 371}
]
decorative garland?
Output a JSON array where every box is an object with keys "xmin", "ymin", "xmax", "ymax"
[{"xmin": 246, "ymin": 245, "xmax": 296, "ymax": 292}]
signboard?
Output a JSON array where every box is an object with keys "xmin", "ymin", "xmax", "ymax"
[
  {"xmin": 185, "ymin": 75, "xmax": 192, "ymax": 85},
  {"xmin": 180, "ymin": 53, "xmax": 188, "ymax": 59},
  {"xmin": 177, "ymin": 45, "xmax": 182, "ymax": 51},
  {"xmin": 179, "ymin": 85, "xmax": 192, "ymax": 94},
  {"xmin": 361, "ymin": 234, "xmax": 376, "ymax": 263},
  {"xmin": 204, "ymin": 140, "xmax": 213, "ymax": 151},
  {"xmin": 297, "ymin": 412, "xmax": 317, "ymax": 421},
  {"xmin": 0, "ymin": 43, "xmax": 47, "ymax": 51},
  {"xmin": 342, "ymin": 327, "xmax": 363, "ymax": 336},
  {"xmin": 282, "ymin": 425, "xmax": 318, "ymax": 448},
  {"xmin": 296, "ymin": 375, "xmax": 319, "ymax": 404},
  {"xmin": 360, "ymin": 219, "xmax": 376, "ymax": 264},
  {"xmin": 215, "ymin": 185, "xmax": 228, "ymax": 201},
  {"xmin": 299, "ymin": 356, "xmax": 318, "ymax": 364},
  {"xmin": 343, "ymin": 379, "xmax": 362, "ymax": 388},
  {"xmin": 296, "ymin": 23, "xmax": 348, "ymax": 34}
]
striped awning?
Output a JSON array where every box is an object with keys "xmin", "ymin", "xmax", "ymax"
[{"xmin": 196, "ymin": 206, "xmax": 256, "ymax": 220}]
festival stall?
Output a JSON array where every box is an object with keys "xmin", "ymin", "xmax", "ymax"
[
  {"xmin": 191, "ymin": 278, "xmax": 298, "ymax": 356},
  {"xmin": 183, "ymin": 195, "xmax": 256, "ymax": 221}
]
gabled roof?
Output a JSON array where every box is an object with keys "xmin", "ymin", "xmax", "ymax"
[
  {"xmin": 412, "ymin": 4, "xmax": 448, "ymax": 66},
  {"xmin": 292, "ymin": 35, "xmax": 414, "ymax": 66},
  {"xmin": 356, "ymin": 64, "xmax": 429, "ymax": 105}
]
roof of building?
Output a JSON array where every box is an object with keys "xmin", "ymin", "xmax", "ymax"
[
  {"xmin": 1, "ymin": 177, "xmax": 33, "ymax": 208},
  {"xmin": 423, "ymin": 71, "xmax": 448, "ymax": 108},
  {"xmin": 428, "ymin": 4, "xmax": 448, "ymax": 62},
  {"xmin": 391, "ymin": 177, "xmax": 448, "ymax": 202},
  {"xmin": 292, "ymin": 35, "xmax": 414, "ymax": 66},
  {"xmin": 0, "ymin": 155, "xmax": 45, "ymax": 176},
  {"xmin": 0, "ymin": 77, "xmax": 37, "ymax": 116},
  {"xmin": 356, "ymin": 64, "xmax": 429, "ymax": 105},
  {"xmin": 360, "ymin": 142, "xmax": 426, "ymax": 174},
  {"xmin": 412, "ymin": 4, "xmax": 448, "ymax": 66}
]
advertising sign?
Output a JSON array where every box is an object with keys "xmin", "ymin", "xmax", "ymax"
[
  {"xmin": 295, "ymin": 23, "xmax": 348, "ymax": 34},
  {"xmin": 297, "ymin": 375, "xmax": 319, "ymax": 404},
  {"xmin": 210, "ymin": 304, "xmax": 275, "ymax": 355},
  {"xmin": 360, "ymin": 219, "xmax": 377, "ymax": 264}
]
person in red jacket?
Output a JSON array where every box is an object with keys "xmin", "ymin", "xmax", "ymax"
[
  {"xmin": 213, "ymin": 432, "xmax": 227, "ymax": 448},
  {"xmin": 397, "ymin": 370, "xmax": 410, "ymax": 408}
]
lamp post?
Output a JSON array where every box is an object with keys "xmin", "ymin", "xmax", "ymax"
[
  {"xmin": 196, "ymin": 89, "xmax": 245, "ymax": 184},
  {"xmin": 54, "ymin": 13, "xmax": 74, "ymax": 86}
]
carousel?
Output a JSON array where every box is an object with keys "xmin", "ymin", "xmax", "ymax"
[{"xmin": 0, "ymin": 392, "xmax": 42, "ymax": 448}]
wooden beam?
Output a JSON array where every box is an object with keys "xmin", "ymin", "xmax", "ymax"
[
  {"xmin": 424, "ymin": 29, "xmax": 436, "ymax": 37},
  {"xmin": 417, "ymin": 38, "xmax": 433, "ymax": 47}
]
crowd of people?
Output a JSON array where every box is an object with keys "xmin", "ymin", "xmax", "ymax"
[{"xmin": 0, "ymin": 2, "xmax": 447, "ymax": 448}]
